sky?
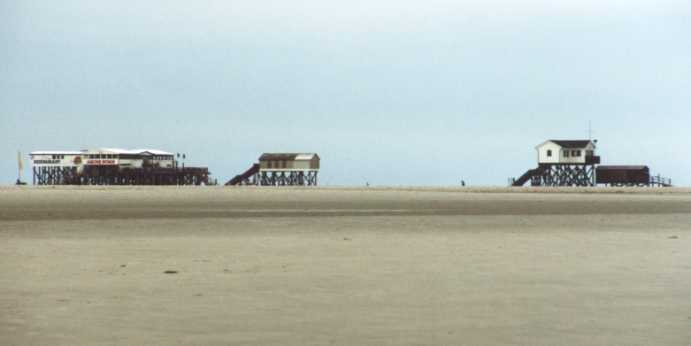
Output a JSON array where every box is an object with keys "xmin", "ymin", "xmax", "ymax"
[{"xmin": 1, "ymin": 0, "xmax": 690, "ymax": 186}]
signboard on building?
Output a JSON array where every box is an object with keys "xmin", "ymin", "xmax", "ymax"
[
  {"xmin": 86, "ymin": 159, "xmax": 117, "ymax": 166},
  {"xmin": 33, "ymin": 159, "xmax": 61, "ymax": 165}
]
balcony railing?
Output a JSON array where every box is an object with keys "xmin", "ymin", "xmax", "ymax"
[{"xmin": 586, "ymin": 155, "xmax": 601, "ymax": 164}]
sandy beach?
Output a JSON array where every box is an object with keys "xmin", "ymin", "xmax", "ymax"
[{"xmin": 1, "ymin": 186, "xmax": 690, "ymax": 345}]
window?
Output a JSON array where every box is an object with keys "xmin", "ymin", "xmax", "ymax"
[
  {"xmin": 282, "ymin": 160, "xmax": 287, "ymax": 168},
  {"xmin": 268, "ymin": 161, "xmax": 273, "ymax": 169},
  {"xmin": 563, "ymin": 150, "xmax": 570, "ymax": 157},
  {"xmin": 572, "ymin": 150, "xmax": 581, "ymax": 157},
  {"xmin": 546, "ymin": 150, "xmax": 552, "ymax": 157}
]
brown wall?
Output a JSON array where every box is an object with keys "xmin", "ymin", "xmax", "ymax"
[
  {"xmin": 260, "ymin": 159, "xmax": 319, "ymax": 170},
  {"xmin": 596, "ymin": 167, "xmax": 650, "ymax": 184}
]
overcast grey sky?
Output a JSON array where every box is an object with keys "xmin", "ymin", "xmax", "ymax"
[{"xmin": 1, "ymin": 0, "xmax": 690, "ymax": 186}]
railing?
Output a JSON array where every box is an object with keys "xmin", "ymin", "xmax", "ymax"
[
  {"xmin": 650, "ymin": 175, "xmax": 672, "ymax": 187},
  {"xmin": 585, "ymin": 155, "xmax": 601, "ymax": 164}
]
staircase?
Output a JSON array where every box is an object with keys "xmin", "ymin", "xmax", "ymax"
[
  {"xmin": 226, "ymin": 163, "xmax": 260, "ymax": 186},
  {"xmin": 512, "ymin": 165, "xmax": 547, "ymax": 186}
]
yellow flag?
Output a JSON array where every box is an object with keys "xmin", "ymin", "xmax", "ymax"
[{"xmin": 17, "ymin": 151, "xmax": 23, "ymax": 171}]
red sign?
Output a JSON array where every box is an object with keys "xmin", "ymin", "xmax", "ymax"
[{"xmin": 86, "ymin": 159, "xmax": 117, "ymax": 165}]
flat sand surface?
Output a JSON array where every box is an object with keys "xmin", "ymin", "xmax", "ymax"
[{"xmin": 1, "ymin": 187, "xmax": 690, "ymax": 345}]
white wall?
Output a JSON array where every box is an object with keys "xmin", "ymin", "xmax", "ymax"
[
  {"xmin": 151, "ymin": 157, "xmax": 174, "ymax": 168},
  {"xmin": 559, "ymin": 148, "xmax": 586, "ymax": 164},
  {"xmin": 31, "ymin": 151, "xmax": 172, "ymax": 170},
  {"xmin": 536, "ymin": 142, "xmax": 562, "ymax": 164},
  {"xmin": 30, "ymin": 154, "xmax": 81, "ymax": 167},
  {"xmin": 536, "ymin": 141, "xmax": 595, "ymax": 164}
]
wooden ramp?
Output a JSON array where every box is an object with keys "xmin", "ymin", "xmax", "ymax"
[
  {"xmin": 512, "ymin": 166, "xmax": 548, "ymax": 186},
  {"xmin": 226, "ymin": 163, "xmax": 260, "ymax": 186}
]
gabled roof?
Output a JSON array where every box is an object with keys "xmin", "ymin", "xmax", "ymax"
[
  {"xmin": 295, "ymin": 153, "xmax": 318, "ymax": 160},
  {"xmin": 95, "ymin": 148, "xmax": 135, "ymax": 154},
  {"xmin": 550, "ymin": 140, "xmax": 593, "ymax": 148},
  {"xmin": 259, "ymin": 153, "xmax": 319, "ymax": 161},
  {"xmin": 131, "ymin": 149, "xmax": 174, "ymax": 156},
  {"xmin": 537, "ymin": 140, "xmax": 594, "ymax": 149}
]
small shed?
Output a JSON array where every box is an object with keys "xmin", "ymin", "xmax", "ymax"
[
  {"xmin": 259, "ymin": 153, "xmax": 320, "ymax": 171},
  {"xmin": 536, "ymin": 140, "xmax": 599, "ymax": 165},
  {"xmin": 596, "ymin": 165, "xmax": 650, "ymax": 185}
]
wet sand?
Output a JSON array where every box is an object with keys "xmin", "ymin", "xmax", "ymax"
[{"xmin": 1, "ymin": 187, "xmax": 690, "ymax": 345}]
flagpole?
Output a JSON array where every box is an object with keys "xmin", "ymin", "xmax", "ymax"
[{"xmin": 17, "ymin": 150, "xmax": 24, "ymax": 184}]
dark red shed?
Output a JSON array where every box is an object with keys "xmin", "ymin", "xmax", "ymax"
[{"xmin": 596, "ymin": 166, "xmax": 650, "ymax": 185}]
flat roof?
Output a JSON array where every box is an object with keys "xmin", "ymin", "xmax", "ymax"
[
  {"xmin": 597, "ymin": 165, "xmax": 649, "ymax": 170},
  {"xmin": 30, "ymin": 151, "xmax": 83, "ymax": 155},
  {"xmin": 31, "ymin": 148, "xmax": 174, "ymax": 156}
]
